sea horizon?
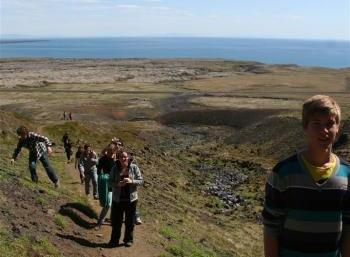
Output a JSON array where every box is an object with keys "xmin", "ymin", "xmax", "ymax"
[{"xmin": 1, "ymin": 37, "xmax": 349, "ymax": 68}]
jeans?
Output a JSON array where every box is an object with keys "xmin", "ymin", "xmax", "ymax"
[
  {"xmin": 97, "ymin": 191, "xmax": 112, "ymax": 225},
  {"xmin": 28, "ymin": 153, "xmax": 58, "ymax": 184},
  {"xmin": 110, "ymin": 200, "xmax": 137, "ymax": 244},
  {"xmin": 85, "ymin": 171, "xmax": 98, "ymax": 196}
]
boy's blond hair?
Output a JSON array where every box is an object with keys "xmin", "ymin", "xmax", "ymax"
[{"xmin": 302, "ymin": 95, "xmax": 341, "ymax": 128}]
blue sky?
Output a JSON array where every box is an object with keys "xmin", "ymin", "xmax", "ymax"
[{"xmin": 1, "ymin": 0, "xmax": 349, "ymax": 40}]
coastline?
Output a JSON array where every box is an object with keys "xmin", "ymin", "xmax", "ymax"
[
  {"xmin": 0, "ymin": 39, "xmax": 50, "ymax": 44},
  {"xmin": 0, "ymin": 58, "xmax": 349, "ymax": 89}
]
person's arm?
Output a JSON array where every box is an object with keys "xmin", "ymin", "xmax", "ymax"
[
  {"xmin": 109, "ymin": 165, "xmax": 118, "ymax": 187},
  {"xmin": 262, "ymin": 167, "xmax": 286, "ymax": 257},
  {"xmin": 341, "ymin": 235, "xmax": 350, "ymax": 257},
  {"xmin": 74, "ymin": 155, "xmax": 78, "ymax": 169},
  {"xmin": 129, "ymin": 165, "xmax": 143, "ymax": 186},
  {"xmin": 12, "ymin": 140, "xmax": 24, "ymax": 161},
  {"xmin": 342, "ymin": 190, "xmax": 350, "ymax": 257},
  {"xmin": 90, "ymin": 151, "xmax": 98, "ymax": 164},
  {"xmin": 78, "ymin": 155, "xmax": 85, "ymax": 172},
  {"xmin": 97, "ymin": 156, "xmax": 103, "ymax": 175}
]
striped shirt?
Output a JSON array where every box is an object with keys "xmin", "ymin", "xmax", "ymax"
[
  {"xmin": 262, "ymin": 153, "xmax": 350, "ymax": 257},
  {"xmin": 12, "ymin": 132, "xmax": 52, "ymax": 160}
]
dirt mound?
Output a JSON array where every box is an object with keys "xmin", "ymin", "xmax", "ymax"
[{"xmin": 228, "ymin": 115, "xmax": 304, "ymax": 160}]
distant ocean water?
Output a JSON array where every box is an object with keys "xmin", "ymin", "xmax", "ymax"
[{"xmin": 0, "ymin": 37, "xmax": 349, "ymax": 68}]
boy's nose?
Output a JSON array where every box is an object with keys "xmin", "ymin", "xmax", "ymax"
[{"xmin": 320, "ymin": 125, "xmax": 330, "ymax": 134}]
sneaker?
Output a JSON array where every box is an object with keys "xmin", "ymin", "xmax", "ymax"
[
  {"xmin": 124, "ymin": 241, "xmax": 133, "ymax": 247},
  {"xmin": 107, "ymin": 241, "xmax": 119, "ymax": 248},
  {"xmin": 135, "ymin": 217, "xmax": 142, "ymax": 225},
  {"xmin": 54, "ymin": 180, "xmax": 60, "ymax": 188},
  {"xmin": 94, "ymin": 224, "xmax": 102, "ymax": 230}
]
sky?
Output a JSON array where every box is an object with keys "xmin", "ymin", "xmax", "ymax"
[{"xmin": 0, "ymin": 0, "xmax": 349, "ymax": 40}]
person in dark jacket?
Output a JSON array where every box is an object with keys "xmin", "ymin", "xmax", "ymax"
[
  {"xmin": 11, "ymin": 126, "xmax": 59, "ymax": 187},
  {"xmin": 62, "ymin": 132, "xmax": 73, "ymax": 163},
  {"xmin": 79, "ymin": 144, "xmax": 98, "ymax": 199},
  {"xmin": 108, "ymin": 151, "xmax": 143, "ymax": 247},
  {"xmin": 96, "ymin": 145, "xmax": 115, "ymax": 228}
]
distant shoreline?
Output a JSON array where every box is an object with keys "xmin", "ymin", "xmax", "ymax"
[{"xmin": 0, "ymin": 39, "xmax": 50, "ymax": 44}]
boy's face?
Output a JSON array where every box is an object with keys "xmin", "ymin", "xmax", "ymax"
[
  {"xmin": 18, "ymin": 132, "xmax": 27, "ymax": 140},
  {"xmin": 304, "ymin": 113, "xmax": 339, "ymax": 150}
]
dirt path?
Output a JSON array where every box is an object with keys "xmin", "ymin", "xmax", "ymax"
[{"xmin": 61, "ymin": 162, "xmax": 162, "ymax": 257}]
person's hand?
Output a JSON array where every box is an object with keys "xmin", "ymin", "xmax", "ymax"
[
  {"xmin": 118, "ymin": 180, "xmax": 126, "ymax": 187},
  {"xmin": 123, "ymin": 177, "xmax": 132, "ymax": 184},
  {"xmin": 47, "ymin": 147, "xmax": 53, "ymax": 155},
  {"xmin": 10, "ymin": 158, "xmax": 15, "ymax": 165}
]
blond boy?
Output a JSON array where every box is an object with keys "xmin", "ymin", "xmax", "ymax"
[{"xmin": 262, "ymin": 95, "xmax": 350, "ymax": 257}]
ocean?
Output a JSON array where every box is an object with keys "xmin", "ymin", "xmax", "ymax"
[{"xmin": 0, "ymin": 37, "xmax": 349, "ymax": 68}]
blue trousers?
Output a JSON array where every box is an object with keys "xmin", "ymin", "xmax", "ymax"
[{"xmin": 28, "ymin": 153, "xmax": 58, "ymax": 183}]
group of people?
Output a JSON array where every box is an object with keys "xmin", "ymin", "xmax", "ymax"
[
  {"xmin": 9, "ymin": 94, "xmax": 350, "ymax": 256},
  {"xmin": 11, "ymin": 128, "xmax": 143, "ymax": 248}
]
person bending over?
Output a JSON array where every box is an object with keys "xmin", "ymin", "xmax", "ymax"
[{"xmin": 11, "ymin": 126, "xmax": 59, "ymax": 188}]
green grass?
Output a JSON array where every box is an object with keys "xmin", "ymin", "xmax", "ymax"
[
  {"xmin": 35, "ymin": 196, "xmax": 47, "ymax": 206},
  {"xmin": 160, "ymin": 225, "xmax": 181, "ymax": 241},
  {"xmin": 164, "ymin": 239, "xmax": 218, "ymax": 257},
  {"xmin": 166, "ymin": 245, "xmax": 186, "ymax": 256},
  {"xmin": 159, "ymin": 223, "xmax": 219, "ymax": 257},
  {"xmin": 54, "ymin": 214, "xmax": 67, "ymax": 229},
  {"xmin": 0, "ymin": 228, "xmax": 62, "ymax": 257}
]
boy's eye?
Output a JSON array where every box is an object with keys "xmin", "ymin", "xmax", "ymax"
[{"xmin": 326, "ymin": 121, "xmax": 336, "ymax": 128}]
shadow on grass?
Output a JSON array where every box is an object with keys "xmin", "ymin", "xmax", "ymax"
[
  {"xmin": 57, "ymin": 233, "xmax": 121, "ymax": 248},
  {"xmin": 70, "ymin": 182, "xmax": 82, "ymax": 185},
  {"xmin": 59, "ymin": 202, "xmax": 98, "ymax": 229}
]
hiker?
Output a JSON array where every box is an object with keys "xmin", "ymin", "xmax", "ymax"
[
  {"xmin": 262, "ymin": 95, "xmax": 350, "ymax": 257},
  {"xmin": 110, "ymin": 138, "xmax": 142, "ymax": 225},
  {"xmin": 63, "ymin": 111, "xmax": 66, "ymax": 120},
  {"xmin": 74, "ymin": 145, "xmax": 85, "ymax": 184},
  {"xmin": 69, "ymin": 112, "xmax": 72, "ymax": 120},
  {"xmin": 10, "ymin": 126, "xmax": 59, "ymax": 187},
  {"xmin": 79, "ymin": 144, "xmax": 98, "ymax": 199},
  {"xmin": 62, "ymin": 132, "xmax": 73, "ymax": 163},
  {"xmin": 96, "ymin": 145, "xmax": 115, "ymax": 228},
  {"xmin": 108, "ymin": 151, "xmax": 143, "ymax": 247}
]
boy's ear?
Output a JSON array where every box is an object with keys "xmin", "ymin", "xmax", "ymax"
[{"xmin": 338, "ymin": 121, "xmax": 343, "ymax": 131}]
